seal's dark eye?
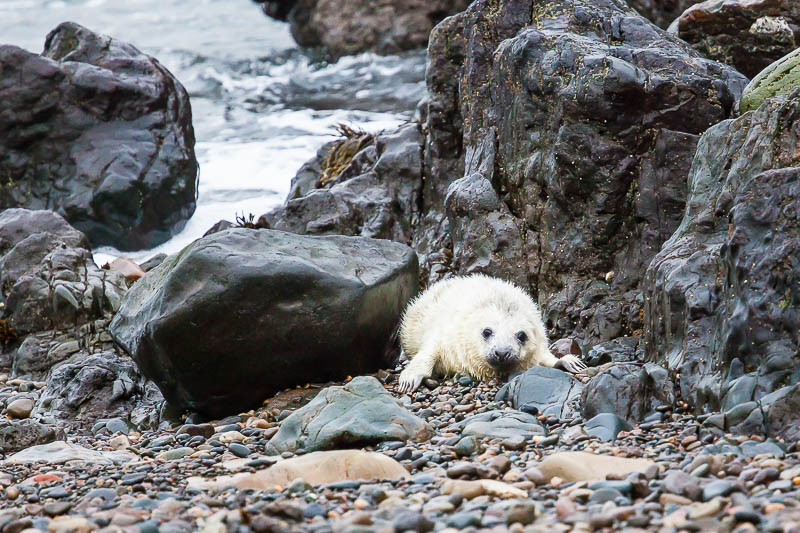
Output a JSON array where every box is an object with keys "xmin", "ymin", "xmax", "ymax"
[
  {"xmin": 482, "ymin": 328, "xmax": 493, "ymax": 339},
  {"xmin": 516, "ymin": 331, "xmax": 528, "ymax": 344}
]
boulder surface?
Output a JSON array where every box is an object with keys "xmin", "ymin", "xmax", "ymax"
[{"xmin": 110, "ymin": 229, "xmax": 418, "ymax": 417}]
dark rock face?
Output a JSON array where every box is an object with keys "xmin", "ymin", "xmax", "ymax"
[
  {"xmin": 643, "ymin": 88, "xmax": 800, "ymax": 411},
  {"xmin": 264, "ymin": 0, "xmax": 747, "ymax": 351},
  {"xmin": 252, "ymin": 0, "xmax": 470, "ymax": 58},
  {"xmin": 496, "ymin": 367, "xmax": 583, "ymax": 420},
  {"xmin": 34, "ymin": 351, "xmax": 163, "ymax": 431},
  {"xmin": 0, "ymin": 209, "xmax": 126, "ymax": 337},
  {"xmin": 0, "ymin": 419, "xmax": 65, "ymax": 455},
  {"xmin": 628, "ymin": 0, "xmax": 701, "ymax": 28},
  {"xmin": 0, "ymin": 22, "xmax": 197, "ymax": 250},
  {"xmin": 671, "ymin": 0, "xmax": 800, "ymax": 78},
  {"xmin": 581, "ymin": 363, "xmax": 676, "ymax": 422},
  {"xmin": 266, "ymin": 376, "xmax": 432, "ymax": 454},
  {"xmin": 110, "ymin": 228, "xmax": 418, "ymax": 417},
  {"xmin": 431, "ymin": 0, "xmax": 746, "ymax": 344}
]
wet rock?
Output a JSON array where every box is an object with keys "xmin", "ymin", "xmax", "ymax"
[
  {"xmin": 3, "ymin": 441, "xmax": 135, "ymax": 465},
  {"xmin": 496, "ymin": 367, "xmax": 583, "ymax": 419},
  {"xmin": 260, "ymin": 125, "xmax": 425, "ymax": 248},
  {"xmin": 671, "ymin": 0, "xmax": 800, "ymax": 78},
  {"xmin": 584, "ymin": 337, "xmax": 642, "ymax": 367},
  {"xmin": 34, "ymin": 351, "xmax": 164, "ymax": 431},
  {"xmin": 252, "ymin": 0, "xmax": 470, "ymax": 59},
  {"xmin": 582, "ymin": 363, "xmax": 676, "ymax": 422},
  {"xmin": 0, "ymin": 209, "xmax": 126, "ymax": 337},
  {"xmin": 188, "ymin": 450, "xmax": 408, "ymax": 490},
  {"xmin": 110, "ymin": 229, "xmax": 418, "ymax": 417},
  {"xmin": 536, "ymin": 452, "xmax": 656, "ymax": 482},
  {"xmin": 0, "ymin": 22, "xmax": 197, "ymax": 250},
  {"xmin": 455, "ymin": 410, "xmax": 545, "ymax": 441},
  {"xmin": 584, "ymin": 413, "xmax": 632, "ymax": 442},
  {"xmin": 0, "ymin": 419, "xmax": 65, "ymax": 454},
  {"xmin": 740, "ymin": 47, "xmax": 800, "ymax": 112},
  {"xmin": 628, "ymin": 0, "xmax": 702, "ymax": 28},
  {"xmin": 266, "ymin": 376, "xmax": 431, "ymax": 454},
  {"xmin": 643, "ymin": 87, "xmax": 800, "ymax": 411},
  {"xmin": 420, "ymin": 0, "xmax": 746, "ymax": 344}
]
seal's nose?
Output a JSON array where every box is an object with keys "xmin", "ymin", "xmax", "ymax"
[
  {"xmin": 493, "ymin": 347, "xmax": 513, "ymax": 360},
  {"xmin": 488, "ymin": 346, "xmax": 516, "ymax": 369}
]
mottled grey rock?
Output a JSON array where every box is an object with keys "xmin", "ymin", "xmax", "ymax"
[
  {"xmin": 496, "ymin": 367, "xmax": 583, "ymax": 420},
  {"xmin": 34, "ymin": 351, "xmax": 163, "ymax": 431},
  {"xmin": 582, "ymin": 363, "xmax": 676, "ymax": 422},
  {"xmin": 0, "ymin": 419, "xmax": 65, "ymax": 454},
  {"xmin": 456, "ymin": 410, "xmax": 546, "ymax": 441},
  {"xmin": 110, "ymin": 228, "xmax": 417, "ymax": 417},
  {"xmin": 644, "ymin": 87, "xmax": 800, "ymax": 411},
  {"xmin": 266, "ymin": 376, "xmax": 432, "ymax": 455},
  {"xmin": 0, "ymin": 22, "xmax": 197, "ymax": 249},
  {"xmin": 0, "ymin": 209, "xmax": 127, "ymax": 338}
]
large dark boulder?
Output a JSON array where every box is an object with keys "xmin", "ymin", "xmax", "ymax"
[
  {"xmin": 643, "ymin": 88, "xmax": 800, "ymax": 411},
  {"xmin": 252, "ymin": 0, "xmax": 470, "ymax": 58},
  {"xmin": 0, "ymin": 22, "xmax": 197, "ymax": 250},
  {"xmin": 268, "ymin": 0, "xmax": 747, "ymax": 349},
  {"xmin": 670, "ymin": 0, "xmax": 800, "ymax": 78},
  {"xmin": 0, "ymin": 209, "xmax": 126, "ymax": 337},
  {"xmin": 110, "ymin": 228, "xmax": 418, "ymax": 417}
]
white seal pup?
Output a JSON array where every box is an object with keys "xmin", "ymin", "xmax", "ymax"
[{"xmin": 397, "ymin": 274, "xmax": 586, "ymax": 393}]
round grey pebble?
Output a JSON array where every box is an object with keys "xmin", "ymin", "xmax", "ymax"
[{"xmin": 228, "ymin": 443, "xmax": 251, "ymax": 458}]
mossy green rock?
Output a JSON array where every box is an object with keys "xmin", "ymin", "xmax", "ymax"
[{"xmin": 741, "ymin": 48, "xmax": 800, "ymax": 113}]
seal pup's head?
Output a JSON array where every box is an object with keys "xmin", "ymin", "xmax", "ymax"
[{"xmin": 466, "ymin": 299, "xmax": 545, "ymax": 376}]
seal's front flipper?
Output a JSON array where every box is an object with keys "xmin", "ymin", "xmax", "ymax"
[
  {"xmin": 556, "ymin": 354, "xmax": 587, "ymax": 373},
  {"xmin": 397, "ymin": 348, "xmax": 436, "ymax": 394}
]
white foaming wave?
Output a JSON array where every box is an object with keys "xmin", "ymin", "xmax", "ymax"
[{"xmin": 195, "ymin": 50, "xmax": 420, "ymax": 99}]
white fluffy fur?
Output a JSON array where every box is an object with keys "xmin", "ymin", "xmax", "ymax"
[{"xmin": 397, "ymin": 274, "xmax": 585, "ymax": 393}]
